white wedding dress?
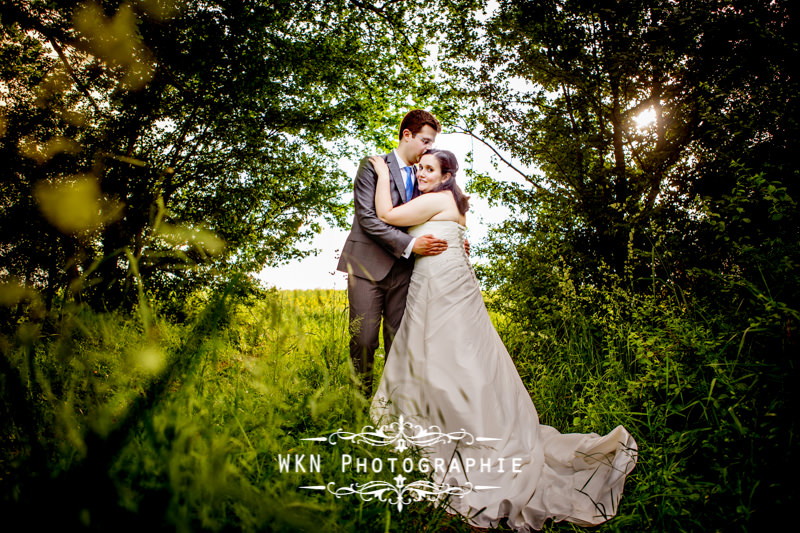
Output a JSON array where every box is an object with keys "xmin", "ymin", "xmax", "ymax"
[{"xmin": 370, "ymin": 221, "xmax": 637, "ymax": 531}]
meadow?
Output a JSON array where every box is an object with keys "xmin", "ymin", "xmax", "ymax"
[
  {"xmin": 3, "ymin": 1, "xmax": 796, "ymax": 530},
  {"xmin": 1, "ymin": 280, "xmax": 792, "ymax": 531}
]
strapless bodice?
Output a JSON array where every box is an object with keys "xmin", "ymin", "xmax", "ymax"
[
  {"xmin": 409, "ymin": 220, "xmax": 466, "ymax": 248},
  {"xmin": 408, "ymin": 220, "xmax": 471, "ymax": 278}
]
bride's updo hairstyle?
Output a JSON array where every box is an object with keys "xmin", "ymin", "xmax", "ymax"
[{"xmin": 425, "ymin": 149, "xmax": 470, "ymax": 215}]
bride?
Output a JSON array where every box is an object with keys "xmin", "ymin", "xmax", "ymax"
[{"xmin": 368, "ymin": 149, "xmax": 638, "ymax": 531}]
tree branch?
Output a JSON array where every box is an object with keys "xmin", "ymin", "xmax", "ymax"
[
  {"xmin": 349, "ymin": 0, "xmax": 425, "ymax": 71},
  {"xmin": 46, "ymin": 37, "xmax": 104, "ymax": 117},
  {"xmin": 4, "ymin": 1, "xmax": 104, "ymax": 116},
  {"xmin": 451, "ymin": 125, "xmax": 546, "ymax": 192}
]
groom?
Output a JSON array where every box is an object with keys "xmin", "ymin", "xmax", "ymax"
[{"xmin": 337, "ymin": 109, "xmax": 447, "ymax": 396}]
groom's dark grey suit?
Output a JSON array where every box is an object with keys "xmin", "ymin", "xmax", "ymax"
[{"xmin": 337, "ymin": 151, "xmax": 419, "ymax": 395}]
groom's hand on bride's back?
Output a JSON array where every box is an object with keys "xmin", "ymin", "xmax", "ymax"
[{"xmin": 413, "ymin": 234, "xmax": 448, "ymax": 256}]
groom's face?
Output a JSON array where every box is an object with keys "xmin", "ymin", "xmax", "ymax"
[{"xmin": 403, "ymin": 125, "xmax": 438, "ymax": 163}]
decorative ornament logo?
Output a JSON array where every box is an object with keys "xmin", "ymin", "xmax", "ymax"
[
  {"xmin": 295, "ymin": 415, "xmax": 503, "ymax": 511},
  {"xmin": 301, "ymin": 477, "xmax": 480, "ymax": 512},
  {"xmin": 302, "ymin": 414, "xmax": 499, "ymax": 452}
]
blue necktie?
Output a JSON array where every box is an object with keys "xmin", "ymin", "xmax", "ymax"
[{"xmin": 403, "ymin": 166, "xmax": 414, "ymax": 201}]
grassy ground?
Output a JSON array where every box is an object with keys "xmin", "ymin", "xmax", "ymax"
[{"xmin": 1, "ymin": 282, "xmax": 793, "ymax": 531}]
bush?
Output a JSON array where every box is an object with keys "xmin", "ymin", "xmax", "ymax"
[{"xmin": 490, "ymin": 266, "xmax": 796, "ymax": 531}]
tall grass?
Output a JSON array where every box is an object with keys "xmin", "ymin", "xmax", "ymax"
[
  {"xmin": 494, "ymin": 276, "xmax": 795, "ymax": 532},
  {"xmin": 1, "ymin": 283, "xmax": 468, "ymax": 531},
  {"xmin": 2, "ymin": 278, "xmax": 793, "ymax": 530}
]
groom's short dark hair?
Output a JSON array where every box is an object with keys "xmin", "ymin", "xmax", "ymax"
[{"xmin": 398, "ymin": 109, "xmax": 441, "ymax": 140}]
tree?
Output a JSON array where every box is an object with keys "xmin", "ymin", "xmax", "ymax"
[
  {"xmin": 432, "ymin": 1, "xmax": 799, "ymax": 526},
  {"xmin": 434, "ymin": 0, "xmax": 798, "ymax": 311},
  {"xmin": 1, "ymin": 0, "xmax": 434, "ymax": 311}
]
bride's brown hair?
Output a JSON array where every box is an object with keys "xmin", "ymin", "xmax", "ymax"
[{"xmin": 425, "ymin": 149, "xmax": 470, "ymax": 215}]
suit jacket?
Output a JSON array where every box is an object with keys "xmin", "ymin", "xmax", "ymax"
[{"xmin": 337, "ymin": 151, "xmax": 419, "ymax": 282}]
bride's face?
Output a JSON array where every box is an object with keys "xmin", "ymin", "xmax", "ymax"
[{"xmin": 417, "ymin": 154, "xmax": 450, "ymax": 193}]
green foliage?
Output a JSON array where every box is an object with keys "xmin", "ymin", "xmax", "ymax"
[
  {"xmin": 2, "ymin": 0, "xmax": 797, "ymax": 530},
  {"xmin": 435, "ymin": 4, "xmax": 798, "ymax": 526},
  {"xmin": 5, "ymin": 281, "xmax": 794, "ymax": 530},
  {"xmin": 491, "ymin": 270, "xmax": 796, "ymax": 531},
  {"xmin": 0, "ymin": 285, "xmax": 476, "ymax": 531},
  {"xmin": 440, "ymin": 0, "xmax": 798, "ymax": 294},
  {"xmin": 1, "ymin": 0, "xmax": 440, "ymax": 311}
]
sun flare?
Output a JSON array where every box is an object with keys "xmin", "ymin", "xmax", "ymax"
[{"xmin": 634, "ymin": 107, "xmax": 657, "ymax": 130}]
